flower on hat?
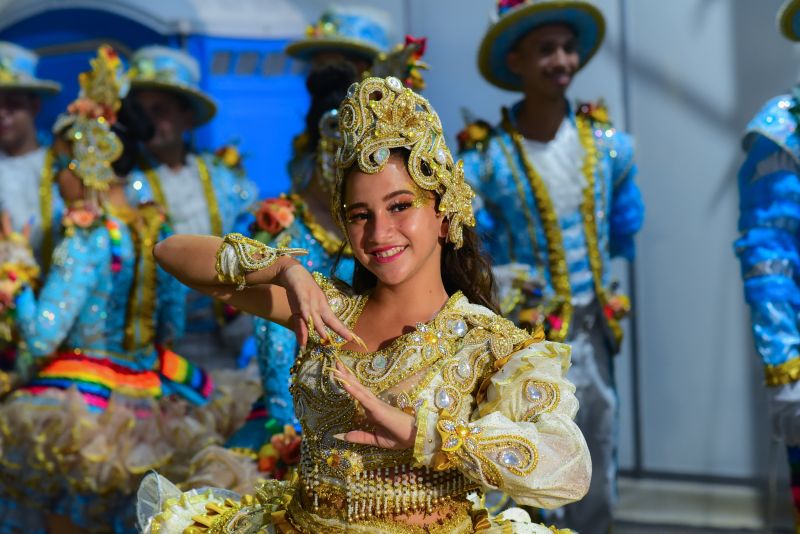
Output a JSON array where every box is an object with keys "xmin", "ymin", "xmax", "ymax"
[
  {"xmin": 457, "ymin": 119, "xmax": 492, "ymax": 152},
  {"xmin": 498, "ymin": 0, "xmax": 527, "ymax": 15},
  {"xmin": 306, "ymin": 12, "xmax": 340, "ymax": 39}
]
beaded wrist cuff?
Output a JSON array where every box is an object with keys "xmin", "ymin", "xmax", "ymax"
[{"xmin": 215, "ymin": 233, "xmax": 307, "ymax": 290}]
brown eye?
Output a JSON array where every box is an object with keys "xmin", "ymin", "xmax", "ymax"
[{"xmin": 389, "ymin": 201, "xmax": 413, "ymax": 213}]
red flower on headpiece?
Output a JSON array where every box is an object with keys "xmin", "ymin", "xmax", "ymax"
[
  {"xmin": 498, "ymin": 0, "xmax": 526, "ymax": 15},
  {"xmin": 404, "ymin": 36, "xmax": 427, "ymax": 60}
]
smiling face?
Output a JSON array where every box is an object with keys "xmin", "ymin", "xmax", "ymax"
[
  {"xmin": 343, "ymin": 153, "xmax": 448, "ymax": 288},
  {"xmin": 506, "ymin": 23, "xmax": 579, "ymax": 100}
]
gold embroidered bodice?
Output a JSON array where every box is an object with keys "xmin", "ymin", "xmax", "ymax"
[
  {"xmin": 141, "ymin": 274, "xmax": 591, "ymax": 534},
  {"xmin": 284, "ymin": 274, "xmax": 591, "ymax": 531}
]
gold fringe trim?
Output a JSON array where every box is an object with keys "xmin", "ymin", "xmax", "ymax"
[
  {"xmin": 503, "ymin": 109, "xmax": 572, "ymax": 342},
  {"xmin": 765, "ymin": 357, "xmax": 800, "ymax": 386},
  {"xmin": 38, "ymin": 148, "xmax": 56, "ymax": 273}
]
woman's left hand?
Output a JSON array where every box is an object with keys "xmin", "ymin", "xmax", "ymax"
[{"xmin": 331, "ymin": 358, "xmax": 417, "ymax": 450}]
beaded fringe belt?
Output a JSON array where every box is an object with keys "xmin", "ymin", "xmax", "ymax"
[{"xmin": 299, "ymin": 463, "xmax": 479, "ymax": 522}]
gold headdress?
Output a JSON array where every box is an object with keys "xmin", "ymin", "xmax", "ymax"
[
  {"xmin": 52, "ymin": 45, "xmax": 125, "ymax": 192},
  {"xmin": 334, "ymin": 76, "xmax": 475, "ymax": 248}
]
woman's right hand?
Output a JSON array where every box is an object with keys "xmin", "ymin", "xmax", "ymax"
[{"xmin": 276, "ymin": 260, "xmax": 363, "ymax": 349}]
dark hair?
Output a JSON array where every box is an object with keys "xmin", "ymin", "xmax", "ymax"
[
  {"xmin": 304, "ymin": 61, "xmax": 358, "ymax": 150},
  {"xmin": 334, "ymin": 151, "xmax": 499, "ymax": 313},
  {"xmin": 111, "ymin": 95, "xmax": 155, "ymax": 176}
]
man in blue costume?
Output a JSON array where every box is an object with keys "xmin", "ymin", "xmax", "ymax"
[
  {"xmin": 460, "ymin": 1, "xmax": 644, "ymax": 532},
  {"xmin": 735, "ymin": 0, "xmax": 800, "ymax": 527},
  {"xmin": 126, "ymin": 46, "xmax": 258, "ymax": 370},
  {"xmin": 0, "ymin": 41, "xmax": 63, "ymax": 264}
]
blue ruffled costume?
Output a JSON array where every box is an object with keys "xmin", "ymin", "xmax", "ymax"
[
  {"xmin": 0, "ymin": 207, "xmax": 216, "ymax": 534},
  {"xmin": 735, "ymin": 94, "xmax": 800, "ymax": 381}
]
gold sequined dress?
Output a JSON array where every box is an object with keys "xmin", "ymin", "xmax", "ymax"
[{"xmin": 138, "ymin": 274, "xmax": 590, "ymax": 534}]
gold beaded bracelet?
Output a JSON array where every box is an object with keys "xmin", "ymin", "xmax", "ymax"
[{"xmin": 215, "ymin": 233, "xmax": 307, "ymax": 290}]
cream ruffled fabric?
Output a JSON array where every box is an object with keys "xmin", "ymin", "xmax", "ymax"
[
  {"xmin": 181, "ymin": 445, "xmax": 266, "ymax": 496},
  {"xmin": 0, "ymin": 364, "xmax": 260, "ymax": 501}
]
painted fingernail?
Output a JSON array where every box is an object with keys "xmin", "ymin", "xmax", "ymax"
[
  {"xmin": 352, "ymin": 334, "xmax": 368, "ymax": 351},
  {"xmin": 335, "ymin": 377, "xmax": 352, "ymax": 388},
  {"xmin": 333, "ymin": 433, "xmax": 348, "ymax": 441}
]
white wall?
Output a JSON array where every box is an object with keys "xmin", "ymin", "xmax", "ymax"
[{"xmin": 627, "ymin": 0, "xmax": 793, "ymax": 479}]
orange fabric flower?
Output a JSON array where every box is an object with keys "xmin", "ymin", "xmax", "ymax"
[
  {"xmin": 256, "ymin": 198, "xmax": 296, "ymax": 236},
  {"xmin": 65, "ymin": 208, "xmax": 98, "ymax": 229}
]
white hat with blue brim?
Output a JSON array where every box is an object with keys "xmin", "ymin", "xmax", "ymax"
[
  {"xmin": 477, "ymin": 0, "xmax": 605, "ymax": 91},
  {"xmin": 0, "ymin": 41, "xmax": 61, "ymax": 95},
  {"xmin": 285, "ymin": 6, "xmax": 390, "ymax": 62},
  {"xmin": 128, "ymin": 45, "xmax": 217, "ymax": 127},
  {"xmin": 779, "ymin": 0, "xmax": 800, "ymax": 41}
]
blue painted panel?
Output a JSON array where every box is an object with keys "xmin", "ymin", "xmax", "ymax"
[{"xmin": 186, "ymin": 35, "xmax": 309, "ymax": 198}]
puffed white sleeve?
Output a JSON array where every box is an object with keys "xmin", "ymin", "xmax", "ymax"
[{"xmin": 413, "ymin": 335, "xmax": 591, "ymax": 510}]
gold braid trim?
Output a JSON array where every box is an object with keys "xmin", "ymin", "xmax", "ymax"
[
  {"xmin": 39, "ymin": 148, "xmax": 55, "ymax": 274},
  {"xmin": 196, "ymin": 157, "xmax": 223, "ymax": 237},
  {"xmin": 576, "ymin": 115, "xmax": 623, "ymax": 347},
  {"xmin": 120, "ymin": 204, "xmax": 165, "ymax": 351},
  {"xmin": 502, "ymin": 109, "xmax": 572, "ymax": 342},
  {"xmin": 765, "ymin": 357, "xmax": 800, "ymax": 386},
  {"xmin": 288, "ymin": 194, "xmax": 351, "ymax": 256}
]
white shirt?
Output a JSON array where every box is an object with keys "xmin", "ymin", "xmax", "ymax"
[
  {"xmin": 154, "ymin": 154, "xmax": 212, "ymax": 235},
  {"xmin": 0, "ymin": 147, "xmax": 48, "ymax": 253},
  {"xmin": 521, "ymin": 117, "xmax": 587, "ymax": 218}
]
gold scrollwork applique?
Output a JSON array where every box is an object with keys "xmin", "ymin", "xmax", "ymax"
[
  {"xmin": 437, "ymin": 416, "xmax": 539, "ymax": 489},
  {"xmin": 522, "ymin": 379, "xmax": 560, "ymax": 421}
]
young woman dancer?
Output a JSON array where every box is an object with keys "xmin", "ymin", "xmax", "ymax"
[{"xmin": 138, "ymin": 76, "xmax": 590, "ymax": 534}]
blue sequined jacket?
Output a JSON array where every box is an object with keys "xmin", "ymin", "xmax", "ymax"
[
  {"xmin": 461, "ymin": 101, "xmax": 644, "ymax": 346},
  {"xmin": 735, "ymin": 93, "xmax": 800, "ymax": 387},
  {"xmin": 14, "ymin": 207, "xmax": 190, "ymax": 400}
]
